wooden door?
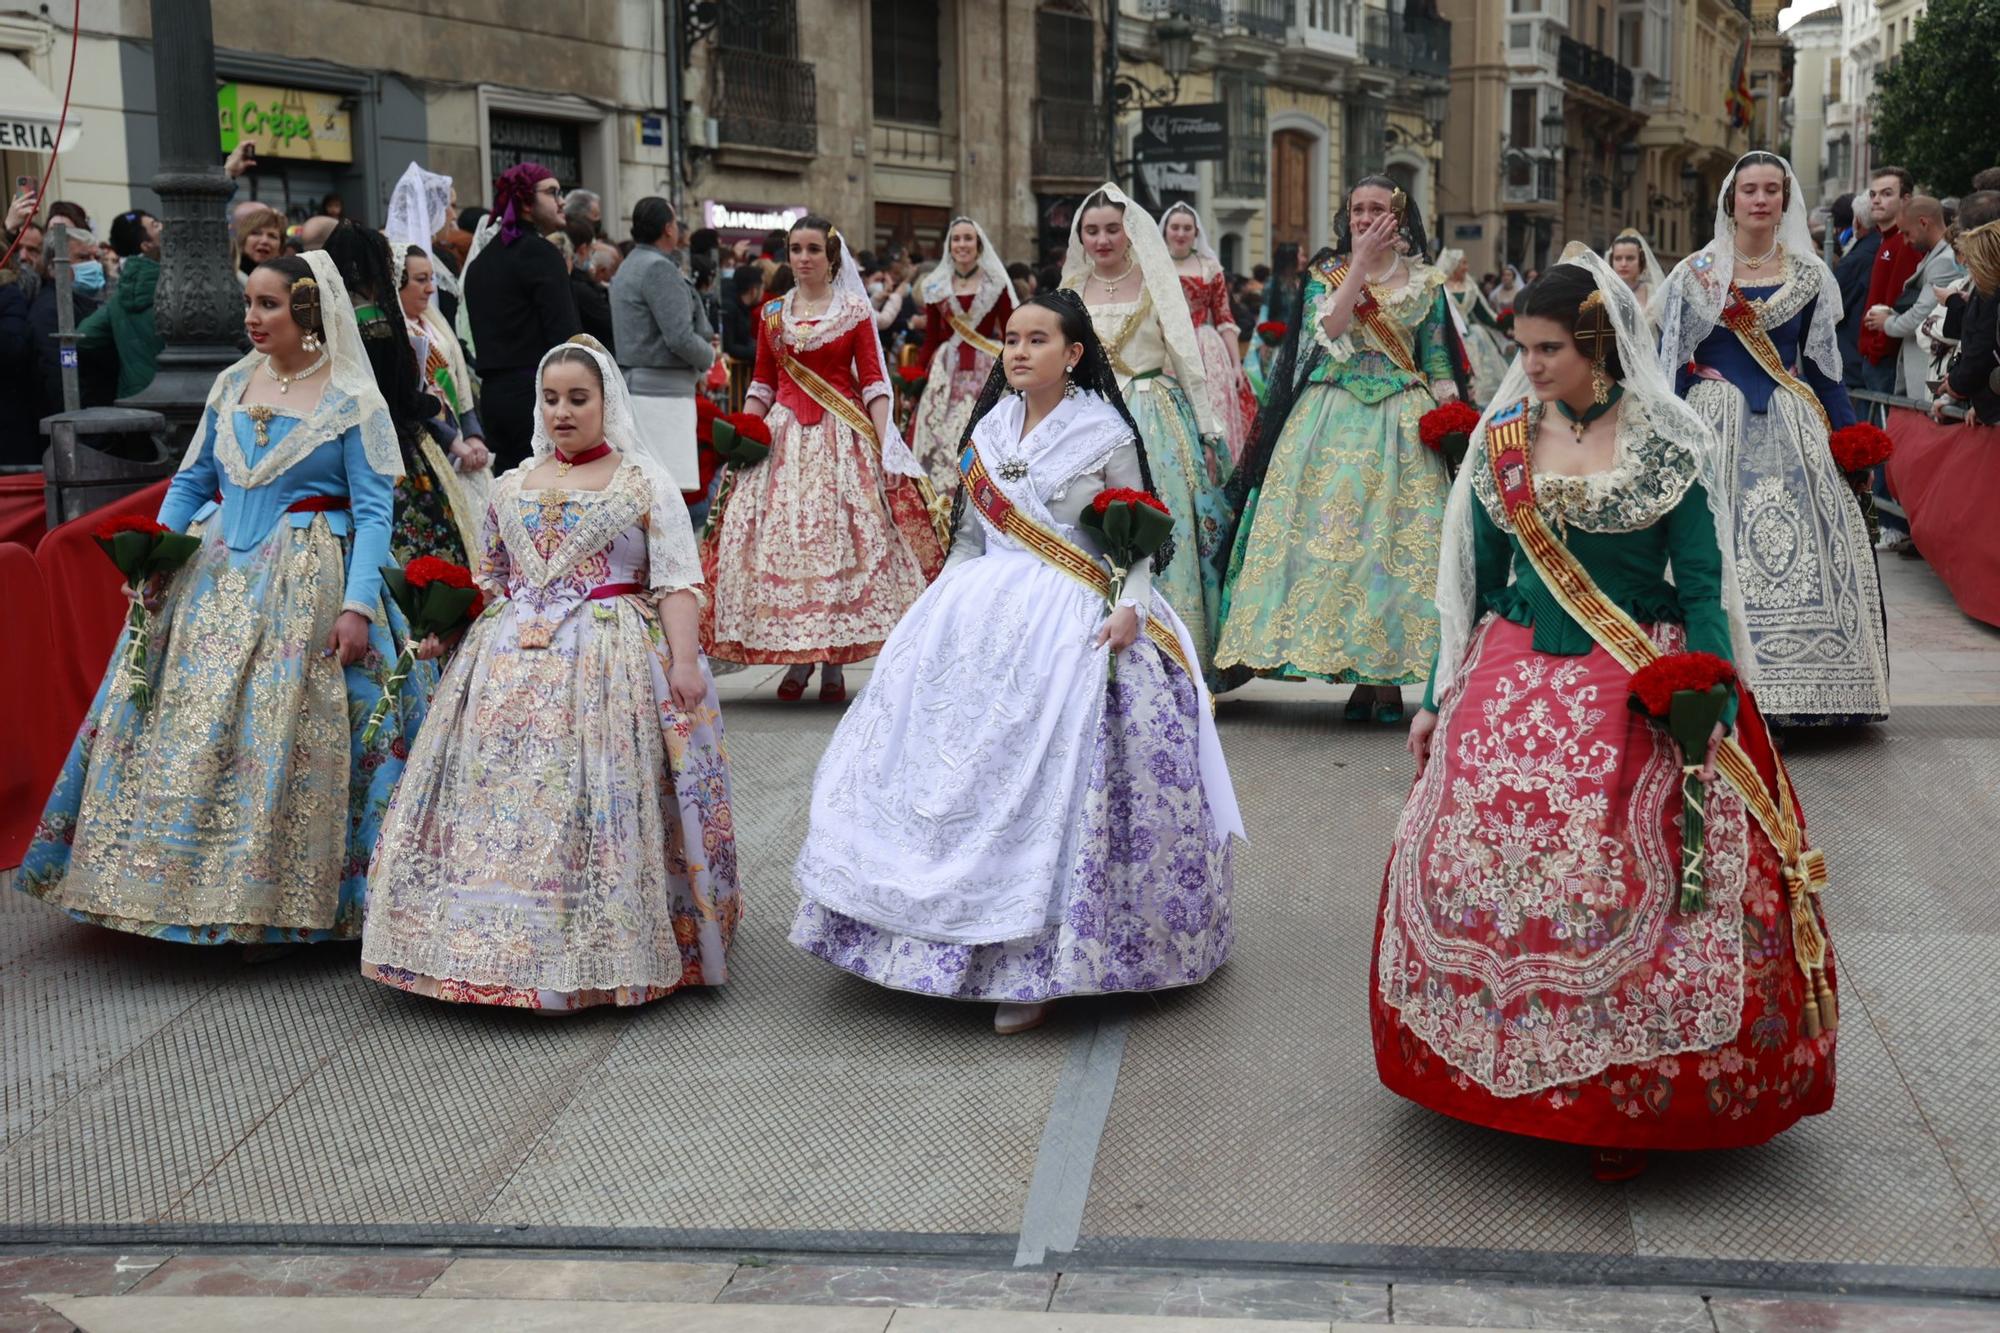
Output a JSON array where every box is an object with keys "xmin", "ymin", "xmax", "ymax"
[{"xmin": 1270, "ymin": 129, "xmax": 1313, "ymax": 259}]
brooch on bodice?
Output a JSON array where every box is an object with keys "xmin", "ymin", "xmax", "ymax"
[{"xmin": 997, "ymin": 460, "xmax": 1030, "ymax": 482}]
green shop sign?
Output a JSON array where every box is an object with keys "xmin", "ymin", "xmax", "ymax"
[{"xmin": 217, "ymin": 82, "xmax": 353, "ymax": 163}]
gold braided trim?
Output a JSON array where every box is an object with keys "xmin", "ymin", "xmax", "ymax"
[
  {"xmin": 1720, "ymin": 284, "xmax": 1832, "ymax": 435},
  {"xmin": 961, "ymin": 451, "xmax": 1193, "ymax": 679},
  {"xmin": 946, "ymin": 309, "xmax": 1002, "ymax": 359},
  {"xmin": 1484, "ymin": 413, "xmax": 1837, "ymax": 1034},
  {"xmin": 1316, "ymin": 259, "xmax": 1419, "ymax": 375}
]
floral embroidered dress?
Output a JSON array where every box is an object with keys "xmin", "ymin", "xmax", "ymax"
[
  {"xmin": 1216, "ymin": 258, "xmax": 1455, "ymax": 685},
  {"xmin": 1662, "ymin": 253, "xmax": 1888, "ymax": 726},
  {"xmin": 20, "ymin": 357, "xmax": 432, "ymax": 943},
  {"xmin": 911, "ymin": 272, "xmax": 1011, "ymax": 497},
  {"xmin": 362, "ymin": 435, "xmax": 740, "ymax": 1010},
  {"xmin": 1178, "ymin": 260, "xmax": 1257, "ymax": 462},
  {"xmin": 1444, "ymin": 279, "xmax": 1512, "ymax": 407},
  {"xmin": 791, "ymin": 391, "xmax": 1242, "ymax": 1001},
  {"xmin": 1066, "ymin": 284, "xmax": 1235, "ymax": 678},
  {"xmin": 700, "ymin": 287, "xmax": 945, "ymax": 664},
  {"xmin": 1374, "ymin": 397, "xmax": 1838, "ymax": 1150}
]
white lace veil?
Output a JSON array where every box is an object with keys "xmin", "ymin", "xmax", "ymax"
[
  {"xmin": 818, "ymin": 223, "xmax": 927, "ymax": 480},
  {"xmin": 919, "ymin": 215, "xmax": 1011, "ymax": 329},
  {"xmin": 385, "ymin": 161, "xmax": 455, "ymax": 311},
  {"xmin": 180, "ymin": 248, "xmax": 402, "ymax": 479},
  {"xmin": 1432, "ymin": 243, "xmax": 1755, "ymax": 700},
  {"xmin": 1158, "ymin": 201, "xmax": 1219, "ymax": 264},
  {"xmin": 1063, "ymin": 182, "xmax": 1216, "ymax": 436},
  {"xmin": 1656, "ymin": 151, "xmax": 1842, "ymax": 383},
  {"xmin": 525, "ymin": 335, "xmax": 703, "ymax": 593},
  {"xmin": 1605, "ymin": 228, "xmax": 1665, "ymax": 301}
]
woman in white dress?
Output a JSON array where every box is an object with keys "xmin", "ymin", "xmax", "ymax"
[
  {"xmin": 1439, "ymin": 247, "xmax": 1511, "ymax": 405},
  {"xmin": 1606, "ymin": 228, "xmax": 1666, "ymax": 322},
  {"xmin": 790, "ymin": 291, "xmax": 1244, "ymax": 1035}
]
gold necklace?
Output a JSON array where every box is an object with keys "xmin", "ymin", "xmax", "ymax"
[
  {"xmin": 262, "ymin": 350, "xmax": 328, "ymax": 394},
  {"xmin": 1734, "ymin": 240, "xmax": 1780, "ymax": 270}
]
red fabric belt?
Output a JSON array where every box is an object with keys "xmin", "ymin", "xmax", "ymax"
[
  {"xmin": 287, "ymin": 496, "xmax": 351, "ymax": 513},
  {"xmin": 585, "ymin": 581, "xmax": 645, "ymax": 601}
]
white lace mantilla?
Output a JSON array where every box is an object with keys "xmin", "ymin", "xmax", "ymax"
[
  {"xmin": 779, "ymin": 287, "xmax": 871, "ymax": 353},
  {"xmin": 1470, "ymin": 394, "xmax": 1702, "ymax": 537}
]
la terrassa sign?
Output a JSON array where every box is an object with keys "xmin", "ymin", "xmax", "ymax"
[
  {"xmin": 217, "ymin": 82, "xmax": 354, "ymax": 163},
  {"xmin": 1136, "ymin": 105, "xmax": 1228, "ymax": 163}
]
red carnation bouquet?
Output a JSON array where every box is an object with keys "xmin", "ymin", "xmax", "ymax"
[
  {"xmin": 1828, "ymin": 422, "xmax": 1893, "ymax": 542},
  {"xmin": 1255, "ymin": 320, "xmax": 1287, "ymax": 346},
  {"xmin": 702, "ymin": 412, "xmax": 774, "ymax": 540},
  {"xmin": 1419, "ymin": 399, "xmax": 1482, "ymax": 477},
  {"xmin": 1628, "ymin": 651, "xmax": 1737, "ymax": 911},
  {"xmin": 93, "ymin": 514, "xmax": 201, "ymax": 711},
  {"xmin": 895, "ymin": 363, "xmax": 929, "ymax": 398},
  {"xmin": 1078, "ymin": 487, "xmax": 1174, "ymax": 684},
  {"xmin": 360, "ymin": 555, "xmax": 485, "ymax": 745}
]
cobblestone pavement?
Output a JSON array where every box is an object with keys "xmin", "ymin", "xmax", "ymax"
[{"xmin": 3, "ymin": 555, "xmax": 1998, "ymax": 1333}]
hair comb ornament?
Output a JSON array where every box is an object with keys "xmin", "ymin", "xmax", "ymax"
[
  {"xmin": 288, "ymin": 276, "xmax": 324, "ymax": 351},
  {"xmin": 1576, "ymin": 289, "xmax": 1614, "ymax": 404},
  {"xmin": 1390, "ymin": 187, "xmax": 1408, "ymax": 218}
]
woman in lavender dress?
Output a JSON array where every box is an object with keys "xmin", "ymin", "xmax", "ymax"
[{"xmin": 790, "ymin": 292, "xmax": 1244, "ymax": 1034}]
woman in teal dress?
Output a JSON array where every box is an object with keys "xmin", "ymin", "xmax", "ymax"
[
  {"xmin": 1063, "ymin": 183, "xmax": 1235, "ymax": 678},
  {"xmin": 19, "ymin": 250, "xmax": 433, "ymax": 945},
  {"xmin": 1216, "ymin": 177, "xmax": 1469, "ymax": 719}
]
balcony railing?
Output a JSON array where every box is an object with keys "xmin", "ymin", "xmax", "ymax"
[
  {"xmin": 1228, "ymin": 0, "xmax": 1289, "ymax": 39},
  {"xmin": 1032, "ymin": 96, "xmax": 1108, "ymax": 180},
  {"xmin": 716, "ymin": 47, "xmax": 817, "ymax": 154},
  {"xmin": 1557, "ymin": 35, "xmax": 1633, "ymax": 107},
  {"xmin": 1140, "ymin": 0, "xmax": 1226, "ymax": 22},
  {"xmin": 1362, "ymin": 10, "xmax": 1450, "ymax": 77}
]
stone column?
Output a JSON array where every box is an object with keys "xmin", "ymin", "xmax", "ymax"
[{"xmin": 121, "ymin": 0, "xmax": 243, "ymax": 437}]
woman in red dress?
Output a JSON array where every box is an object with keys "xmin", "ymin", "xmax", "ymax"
[
  {"xmin": 1374, "ymin": 247, "xmax": 1838, "ymax": 1181},
  {"xmin": 1161, "ymin": 203, "xmax": 1256, "ymax": 463},
  {"xmin": 909, "ymin": 216, "xmax": 1012, "ymax": 498},
  {"xmin": 700, "ymin": 214, "xmax": 945, "ymax": 702}
]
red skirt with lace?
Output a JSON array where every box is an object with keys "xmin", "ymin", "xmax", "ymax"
[{"xmin": 1371, "ymin": 616, "xmax": 1837, "ymax": 1151}]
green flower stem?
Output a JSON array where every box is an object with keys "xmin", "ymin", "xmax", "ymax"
[
  {"xmin": 359, "ymin": 646, "xmax": 414, "ymax": 746},
  {"xmin": 122, "ymin": 596, "xmax": 152, "ymax": 712},
  {"xmin": 1679, "ymin": 767, "xmax": 1708, "ymax": 914}
]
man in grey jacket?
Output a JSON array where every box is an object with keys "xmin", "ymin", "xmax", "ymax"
[
  {"xmin": 1864, "ymin": 194, "xmax": 1963, "ymax": 405},
  {"xmin": 612, "ymin": 197, "xmax": 716, "ymax": 491}
]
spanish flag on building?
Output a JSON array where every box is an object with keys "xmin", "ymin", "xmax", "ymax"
[{"xmin": 1725, "ymin": 28, "xmax": 1754, "ymax": 131}]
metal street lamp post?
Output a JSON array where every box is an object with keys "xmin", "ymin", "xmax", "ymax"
[{"xmin": 121, "ymin": 0, "xmax": 244, "ymax": 438}]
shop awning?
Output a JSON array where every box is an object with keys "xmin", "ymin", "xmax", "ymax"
[{"xmin": 0, "ymin": 54, "xmax": 82, "ymax": 154}]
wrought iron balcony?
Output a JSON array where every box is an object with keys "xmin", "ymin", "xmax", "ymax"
[
  {"xmin": 1557, "ymin": 35, "xmax": 1634, "ymax": 107},
  {"xmin": 1228, "ymin": 0, "xmax": 1289, "ymax": 40},
  {"xmin": 1032, "ymin": 96, "xmax": 1108, "ymax": 180},
  {"xmin": 1362, "ymin": 9, "xmax": 1450, "ymax": 78},
  {"xmin": 716, "ymin": 47, "xmax": 817, "ymax": 155},
  {"xmin": 1140, "ymin": 0, "xmax": 1226, "ymax": 22}
]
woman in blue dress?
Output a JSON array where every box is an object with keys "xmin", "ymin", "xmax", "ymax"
[
  {"xmin": 20, "ymin": 250, "xmax": 433, "ymax": 945},
  {"xmin": 1655, "ymin": 152, "xmax": 1888, "ymax": 726}
]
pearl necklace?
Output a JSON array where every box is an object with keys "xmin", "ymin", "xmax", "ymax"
[
  {"xmin": 1733, "ymin": 239, "xmax": 1781, "ymax": 270},
  {"xmin": 1088, "ymin": 257, "xmax": 1138, "ymax": 298},
  {"xmin": 1365, "ymin": 255, "xmax": 1402, "ymax": 286},
  {"xmin": 262, "ymin": 350, "xmax": 328, "ymax": 394}
]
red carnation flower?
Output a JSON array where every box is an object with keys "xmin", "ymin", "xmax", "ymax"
[
  {"xmin": 1828, "ymin": 422, "xmax": 1893, "ymax": 474},
  {"xmin": 1419, "ymin": 400, "xmax": 1482, "ymax": 451},
  {"xmin": 1092, "ymin": 486, "xmax": 1170, "ymax": 516},
  {"xmin": 1628, "ymin": 651, "xmax": 1737, "ymax": 718},
  {"xmin": 721, "ymin": 413, "xmax": 773, "ymax": 446},
  {"xmin": 1256, "ymin": 320, "xmax": 1287, "ymax": 344},
  {"xmin": 898, "ymin": 365, "xmax": 926, "ymax": 383},
  {"xmin": 95, "ymin": 515, "xmax": 168, "ymax": 541},
  {"xmin": 404, "ymin": 556, "xmax": 474, "ymax": 590},
  {"xmin": 694, "ymin": 396, "xmax": 719, "ymax": 422}
]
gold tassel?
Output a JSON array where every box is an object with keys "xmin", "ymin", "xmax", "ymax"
[
  {"xmin": 1800, "ymin": 990, "xmax": 1824, "ymax": 1040},
  {"xmin": 1814, "ymin": 967, "xmax": 1839, "ymax": 1035}
]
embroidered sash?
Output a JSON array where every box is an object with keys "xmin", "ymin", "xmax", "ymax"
[
  {"xmin": 1483, "ymin": 400, "xmax": 1838, "ymax": 1036},
  {"xmin": 782, "ymin": 351, "xmax": 954, "ymax": 551},
  {"xmin": 1315, "ymin": 259, "xmax": 1418, "ymax": 375},
  {"xmin": 946, "ymin": 307, "xmax": 1002, "ymax": 359},
  {"xmin": 1718, "ymin": 283, "xmax": 1832, "ymax": 434},
  {"xmin": 958, "ymin": 447, "xmax": 1194, "ymax": 680}
]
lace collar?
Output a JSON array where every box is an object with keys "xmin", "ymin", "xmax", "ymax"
[
  {"xmin": 1471, "ymin": 394, "xmax": 1701, "ymax": 536},
  {"xmin": 210, "ymin": 365, "xmax": 368, "ymax": 491},
  {"xmin": 1733, "ymin": 252, "xmax": 1820, "ymax": 328},
  {"xmin": 778, "ymin": 287, "xmax": 869, "ymax": 352},
  {"xmin": 495, "ymin": 456, "xmax": 652, "ymax": 589},
  {"xmin": 972, "ymin": 392, "xmax": 1131, "ymax": 513}
]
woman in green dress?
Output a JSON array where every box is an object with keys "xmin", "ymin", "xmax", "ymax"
[{"xmin": 1216, "ymin": 177, "xmax": 1468, "ymax": 719}]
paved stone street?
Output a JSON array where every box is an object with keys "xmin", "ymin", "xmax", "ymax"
[{"xmin": 4, "ymin": 554, "xmax": 1999, "ymax": 1332}]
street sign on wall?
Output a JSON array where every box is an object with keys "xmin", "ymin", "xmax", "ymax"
[{"xmin": 1135, "ymin": 103, "xmax": 1227, "ymax": 163}]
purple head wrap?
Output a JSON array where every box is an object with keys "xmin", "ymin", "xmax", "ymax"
[{"xmin": 492, "ymin": 162, "xmax": 554, "ymax": 246}]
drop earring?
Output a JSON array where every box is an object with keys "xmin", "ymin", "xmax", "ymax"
[
  {"xmin": 1590, "ymin": 361, "xmax": 1612, "ymax": 406},
  {"xmin": 1062, "ymin": 365, "xmax": 1079, "ymax": 398},
  {"xmin": 300, "ymin": 330, "xmax": 321, "ymax": 353}
]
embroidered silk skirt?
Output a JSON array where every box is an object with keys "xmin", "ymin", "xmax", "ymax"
[
  {"xmin": 1193, "ymin": 323, "xmax": 1257, "ymax": 464},
  {"xmin": 700, "ymin": 403, "xmax": 943, "ymax": 665},
  {"xmin": 790, "ymin": 545, "xmax": 1235, "ymax": 1002},
  {"xmin": 911, "ymin": 361, "xmax": 992, "ymax": 499},
  {"xmin": 1687, "ymin": 382, "xmax": 1889, "ymax": 726},
  {"xmin": 1372, "ymin": 616, "xmax": 1838, "ymax": 1150},
  {"xmin": 1461, "ymin": 323, "xmax": 1513, "ymax": 409},
  {"xmin": 1216, "ymin": 380, "xmax": 1447, "ymax": 685},
  {"xmin": 20, "ymin": 516, "xmax": 432, "ymax": 943},
  {"xmin": 1129, "ymin": 378, "xmax": 1235, "ymax": 682},
  {"xmin": 361, "ymin": 593, "xmax": 740, "ymax": 1010}
]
